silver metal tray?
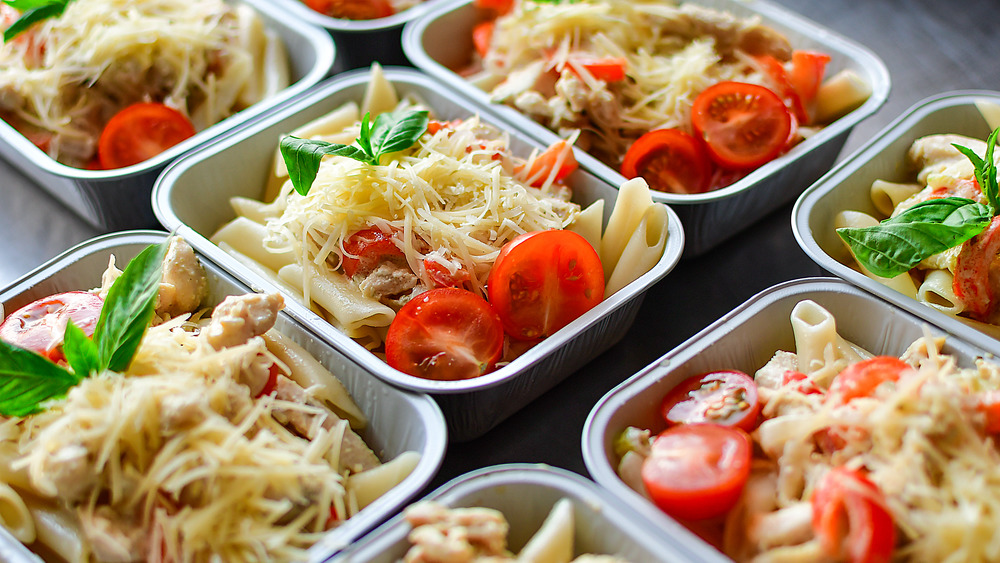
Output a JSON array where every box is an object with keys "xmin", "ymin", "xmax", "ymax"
[
  {"xmin": 0, "ymin": 0, "xmax": 336, "ymax": 232},
  {"xmin": 152, "ymin": 66, "xmax": 685, "ymax": 442},
  {"xmin": 328, "ymin": 463, "xmax": 706, "ymax": 562},
  {"xmin": 792, "ymin": 91, "xmax": 1000, "ymax": 356},
  {"xmin": 0, "ymin": 230, "xmax": 448, "ymax": 562},
  {"xmin": 401, "ymin": 0, "xmax": 890, "ymax": 256},
  {"xmin": 581, "ymin": 277, "xmax": 994, "ymax": 562}
]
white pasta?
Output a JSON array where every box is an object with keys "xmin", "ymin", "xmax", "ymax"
[
  {"xmin": 789, "ymin": 300, "xmax": 869, "ymax": 385},
  {"xmin": 917, "ymin": 268, "xmax": 966, "ymax": 316}
]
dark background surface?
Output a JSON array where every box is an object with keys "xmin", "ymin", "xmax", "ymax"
[{"xmin": 2, "ymin": 0, "xmax": 999, "ymax": 533}]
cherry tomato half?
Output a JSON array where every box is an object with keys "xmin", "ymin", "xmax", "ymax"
[
  {"xmin": 385, "ymin": 288, "xmax": 504, "ymax": 381},
  {"xmin": 0, "ymin": 291, "xmax": 104, "ymax": 363},
  {"xmin": 620, "ymin": 129, "xmax": 713, "ymax": 194},
  {"xmin": 487, "ymin": 230, "xmax": 604, "ymax": 341},
  {"xmin": 641, "ymin": 424, "xmax": 752, "ymax": 521},
  {"xmin": 341, "ymin": 227, "xmax": 406, "ymax": 278},
  {"xmin": 660, "ymin": 370, "xmax": 761, "ymax": 432},
  {"xmin": 827, "ymin": 357, "xmax": 911, "ymax": 406},
  {"xmin": 811, "ymin": 467, "xmax": 895, "ymax": 563},
  {"xmin": 304, "ymin": 0, "xmax": 394, "ymax": 19},
  {"xmin": 691, "ymin": 81, "xmax": 793, "ymax": 170},
  {"xmin": 97, "ymin": 103, "xmax": 196, "ymax": 169}
]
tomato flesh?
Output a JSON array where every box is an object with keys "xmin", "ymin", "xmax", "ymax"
[
  {"xmin": 385, "ymin": 288, "xmax": 504, "ymax": 380},
  {"xmin": 660, "ymin": 370, "xmax": 760, "ymax": 432},
  {"xmin": 341, "ymin": 227, "xmax": 406, "ymax": 278},
  {"xmin": 568, "ymin": 56, "xmax": 628, "ymax": 82},
  {"xmin": 811, "ymin": 467, "xmax": 895, "ymax": 563},
  {"xmin": 304, "ymin": 0, "xmax": 394, "ymax": 19},
  {"xmin": 487, "ymin": 230, "xmax": 604, "ymax": 341},
  {"xmin": 953, "ymin": 215, "xmax": 1000, "ymax": 321},
  {"xmin": 790, "ymin": 50, "xmax": 831, "ymax": 104},
  {"xmin": 691, "ymin": 81, "xmax": 792, "ymax": 170},
  {"xmin": 621, "ymin": 128, "xmax": 713, "ymax": 194},
  {"xmin": 517, "ymin": 140, "xmax": 578, "ymax": 187},
  {"xmin": 98, "ymin": 103, "xmax": 196, "ymax": 169},
  {"xmin": 0, "ymin": 291, "xmax": 104, "ymax": 363},
  {"xmin": 827, "ymin": 357, "xmax": 911, "ymax": 405},
  {"xmin": 641, "ymin": 424, "xmax": 752, "ymax": 521}
]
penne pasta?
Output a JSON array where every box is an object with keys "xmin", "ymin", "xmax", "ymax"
[
  {"xmin": 790, "ymin": 300, "xmax": 869, "ymax": 385},
  {"xmin": 278, "ymin": 264, "xmax": 395, "ymax": 335},
  {"xmin": 870, "ymin": 180, "xmax": 922, "ymax": 217},
  {"xmin": 212, "ymin": 216, "xmax": 296, "ymax": 273},
  {"xmin": 567, "ymin": 199, "xmax": 604, "ymax": 252},
  {"xmin": 600, "ymin": 178, "xmax": 655, "ymax": 279},
  {"xmin": 0, "ymin": 483, "xmax": 33, "ymax": 544},
  {"xmin": 917, "ymin": 269, "xmax": 966, "ymax": 316},
  {"xmin": 604, "ymin": 202, "xmax": 668, "ymax": 297},
  {"xmin": 348, "ymin": 451, "xmax": 421, "ymax": 510}
]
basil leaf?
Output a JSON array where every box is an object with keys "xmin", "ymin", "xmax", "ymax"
[
  {"xmin": 954, "ymin": 127, "xmax": 1000, "ymax": 213},
  {"xmin": 837, "ymin": 197, "xmax": 992, "ymax": 278},
  {"xmin": 62, "ymin": 319, "xmax": 100, "ymax": 378},
  {"xmin": 2, "ymin": 1, "xmax": 68, "ymax": 43},
  {"xmin": 357, "ymin": 112, "xmax": 375, "ymax": 160},
  {"xmin": 370, "ymin": 109, "xmax": 429, "ymax": 157},
  {"xmin": 280, "ymin": 136, "xmax": 370, "ymax": 196},
  {"xmin": 93, "ymin": 240, "xmax": 167, "ymax": 373},
  {"xmin": 0, "ymin": 340, "xmax": 80, "ymax": 417}
]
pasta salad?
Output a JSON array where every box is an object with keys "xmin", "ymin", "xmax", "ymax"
[{"xmin": 0, "ymin": 237, "xmax": 419, "ymax": 562}]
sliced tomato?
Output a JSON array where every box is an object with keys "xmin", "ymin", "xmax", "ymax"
[
  {"xmin": 755, "ymin": 54, "xmax": 809, "ymax": 124},
  {"xmin": 258, "ymin": 362, "xmax": 282, "ymax": 398},
  {"xmin": 487, "ymin": 230, "xmax": 604, "ymax": 341},
  {"xmin": 423, "ymin": 259, "xmax": 471, "ymax": 289},
  {"xmin": 568, "ymin": 56, "xmax": 628, "ymax": 82},
  {"xmin": 660, "ymin": 370, "xmax": 760, "ymax": 432},
  {"xmin": 641, "ymin": 424, "xmax": 752, "ymax": 521},
  {"xmin": 782, "ymin": 370, "xmax": 823, "ymax": 395},
  {"xmin": 515, "ymin": 140, "xmax": 578, "ymax": 187},
  {"xmin": 953, "ymin": 215, "xmax": 1000, "ymax": 321},
  {"xmin": 303, "ymin": 0, "xmax": 394, "ymax": 19},
  {"xmin": 827, "ymin": 357, "xmax": 911, "ymax": 406},
  {"xmin": 473, "ymin": 0, "xmax": 513, "ymax": 15},
  {"xmin": 691, "ymin": 81, "xmax": 793, "ymax": 170},
  {"xmin": 385, "ymin": 288, "xmax": 504, "ymax": 380},
  {"xmin": 472, "ymin": 20, "xmax": 494, "ymax": 59},
  {"xmin": 0, "ymin": 291, "xmax": 104, "ymax": 363},
  {"xmin": 620, "ymin": 128, "xmax": 713, "ymax": 194},
  {"xmin": 789, "ymin": 50, "xmax": 831, "ymax": 104},
  {"xmin": 97, "ymin": 103, "xmax": 196, "ymax": 169},
  {"xmin": 341, "ymin": 227, "xmax": 406, "ymax": 278},
  {"xmin": 975, "ymin": 390, "xmax": 1000, "ymax": 434},
  {"xmin": 811, "ymin": 467, "xmax": 895, "ymax": 563}
]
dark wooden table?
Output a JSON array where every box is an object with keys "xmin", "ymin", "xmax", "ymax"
[{"xmin": 2, "ymin": 0, "xmax": 999, "ymax": 542}]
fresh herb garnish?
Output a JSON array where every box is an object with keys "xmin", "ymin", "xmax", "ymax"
[
  {"xmin": 2, "ymin": 0, "xmax": 72, "ymax": 43},
  {"xmin": 279, "ymin": 107, "xmax": 429, "ymax": 196},
  {"xmin": 837, "ymin": 128, "xmax": 1000, "ymax": 278},
  {"xmin": 0, "ymin": 239, "xmax": 167, "ymax": 416}
]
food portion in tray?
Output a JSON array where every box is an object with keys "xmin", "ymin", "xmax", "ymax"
[
  {"xmin": 211, "ymin": 66, "xmax": 670, "ymax": 382},
  {"xmin": 835, "ymin": 127, "xmax": 1000, "ymax": 338},
  {"xmin": 462, "ymin": 0, "xmax": 871, "ymax": 194},
  {"xmin": 614, "ymin": 299, "xmax": 1000, "ymax": 562},
  {"xmin": 301, "ymin": 0, "xmax": 422, "ymax": 20},
  {"xmin": 401, "ymin": 499, "xmax": 631, "ymax": 562},
  {"xmin": 0, "ymin": 0, "xmax": 290, "ymax": 169},
  {"xmin": 0, "ymin": 237, "xmax": 419, "ymax": 562}
]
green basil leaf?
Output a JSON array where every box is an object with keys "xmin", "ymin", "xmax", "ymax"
[
  {"xmin": 93, "ymin": 240, "xmax": 168, "ymax": 373},
  {"xmin": 62, "ymin": 319, "xmax": 100, "ymax": 378},
  {"xmin": 837, "ymin": 197, "xmax": 992, "ymax": 278},
  {"xmin": 369, "ymin": 109, "xmax": 429, "ymax": 158},
  {"xmin": 3, "ymin": 2, "xmax": 67, "ymax": 42},
  {"xmin": 953, "ymin": 128, "xmax": 1000, "ymax": 213},
  {"xmin": 4, "ymin": 0, "xmax": 59, "ymax": 9},
  {"xmin": 0, "ymin": 340, "xmax": 80, "ymax": 417},
  {"xmin": 357, "ymin": 112, "xmax": 375, "ymax": 159},
  {"xmin": 279, "ymin": 136, "xmax": 370, "ymax": 196}
]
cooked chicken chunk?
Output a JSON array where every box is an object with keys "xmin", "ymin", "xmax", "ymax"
[
  {"xmin": 403, "ymin": 502, "xmax": 511, "ymax": 563},
  {"xmin": 658, "ymin": 4, "xmax": 792, "ymax": 60},
  {"xmin": 202, "ymin": 292, "xmax": 284, "ymax": 350},
  {"xmin": 78, "ymin": 507, "xmax": 149, "ymax": 563},
  {"xmin": 155, "ymin": 237, "xmax": 209, "ymax": 318},
  {"xmin": 908, "ymin": 133, "xmax": 987, "ymax": 189}
]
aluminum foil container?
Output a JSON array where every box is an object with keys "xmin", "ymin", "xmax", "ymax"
[
  {"xmin": 0, "ymin": 0, "xmax": 336, "ymax": 232},
  {"xmin": 581, "ymin": 277, "xmax": 994, "ymax": 562},
  {"xmin": 328, "ymin": 463, "xmax": 707, "ymax": 562},
  {"xmin": 272, "ymin": 0, "xmax": 449, "ymax": 70},
  {"xmin": 401, "ymin": 0, "xmax": 890, "ymax": 257},
  {"xmin": 793, "ymin": 91, "xmax": 1000, "ymax": 356},
  {"xmin": 0, "ymin": 230, "xmax": 448, "ymax": 562},
  {"xmin": 152, "ymin": 66, "xmax": 685, "ymax": 442}
]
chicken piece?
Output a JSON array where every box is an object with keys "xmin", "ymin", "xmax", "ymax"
[
  {"xmin": 271, "ymin": 375, "xmax": 380, "ymax": 473},
  {"xmin": 78, "ymin": 506, "xmax": 149, "ymax": 563},
  {"xmin": 908, "ymin": 134, "xmax": 987, "ymax": 190},
  {"xmin": 403, "ymin": 502, "xmax": 512, "ymax": 563},
  {"xmin": 747, "ymin": 502, "xmax": 814, "ymax": 551},
  {"xmin": 359, "ymin": 261, "xmax": 420, "ymax": 303},
  {"xmin": 202, "ymin": 292, "xmax": 284, "ymax": 350},
  {"xmin": 659, "ymin": 4, "xmax": 793, "ymax": 60},
  {"xmin": 30, "ymin": 443, "xmax": 95, "ymax": 502},
  {"xmin": 155, "ymin": 237, "xmax": 209, "ymax": 318}
]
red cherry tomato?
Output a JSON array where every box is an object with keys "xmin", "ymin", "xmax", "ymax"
[
  {"xmin": 0, "ymin": 291, "xmax": 104, "ymax": 363},
  {"xmin": 976, "ymin": 390, "xmax": 1000, "ymax": 434},
  {"xmin": 385, "ymin": 288, "xmax": 504, "ymax": 380},
  {"xmin": 827, "ymin": 357, "xmax": 911, "ymax": 406},
  {"xmin": 789, "ymin": 50, "xmax": 831, "ymax": 105},
  {"xmin": 472, "ymin": 21, "xmax": 494, "ymax": 58},
  {"xmin": 691, "ymin": 81, "xmax": 793, "ymax": 170},
  {"xmin": 473, "ymin": 0, "xmax": 513, "ymax": 15},
  {"xmin": 258, "ymin": 362, "xmax": 282, "ymax": 398},
  {"xmin": 97, "ymin": 103, "xmax": 196, "ymax": 169},
  {"xmin": 641, "ymin": 424, "xmax": 752, "ymax": 521},
  {"xmin": 568, "ymin": 56, "xmax": 628, "ymax": 82},
  {"xmin": 487, "ymin": 230, "xmax": 604, "ymax": 341},
  {"xmin": 811, "ymin": 467, "xmax": 895, "ymax": 563},
  {"xmin": 304, "ymin": 0, "xmax": 394, "ymax": 19},
  {"xmin": 422, "ymin": 259, "xmax": 471, "ymax": 289},
  {"xmin": 953, "ymin": 215, "xmax": 1000, "ymax": 321},
  {"xmin": 755, "ymin": 54, "xmax": 809, "ymax": 124},
  {"xmin": 660, "ymin": 370, "xmax": 760, "ymax": 432},
  {"xmin": 782, "ymin": 370, "xmax": 823, "ymax": 395},
  {"xmin": 341, "ymin": 227, "xmax": 406, "ymax": 278},
  {"xmin": 516, "ymin": 140, "xmax": 578, "ymax": 187},
  {"xmin": 620, "ymin": 128, "xmax": 714, "ymax": 194}
]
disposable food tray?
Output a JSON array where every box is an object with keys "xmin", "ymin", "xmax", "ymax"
[
  {"xmin": 0, "ymin": 0, "xmax": 336, "ymax": 232},
  {"xmin": 581, "ymin": 277, "xmax": 994, "ymax": 562},
  {"xmin": 272, "ymin": 0, "xmax": 448, "ymax": 70},
  {"xmin": 0, "ymin": 230, "xmax": 448, "ymax": 562},
  {"xmin": 152, "ymin": 66, "xmax": 685, "ymax": 442},
  {"xmin": 792, "ymin": 91, "xmax": 1000, "ymax": 356},
  {"xmin": 401, "ymin": 0, "xmax": 890, "ymax": 256},
  {"xmin": 328, "ymin": 463, "xmax": 706, "ymax": 562}
]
